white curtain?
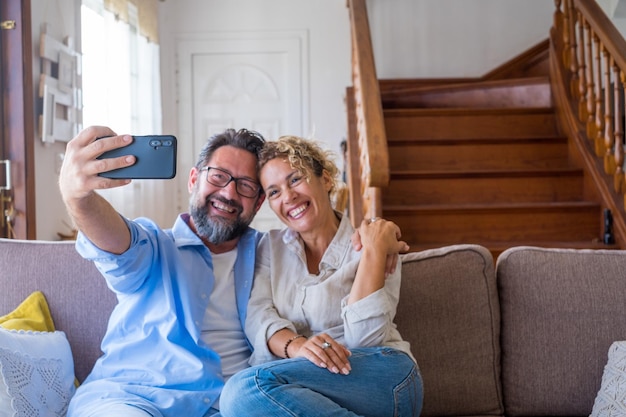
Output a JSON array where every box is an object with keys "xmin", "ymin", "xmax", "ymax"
[{"xmin": 81, "ymin": 1, "xmax": 175, "ymax": 227}]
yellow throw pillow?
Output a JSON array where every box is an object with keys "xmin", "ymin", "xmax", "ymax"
[{"xmin": 0, "ymin": 290, "xmax": 56, "ymax": 331}]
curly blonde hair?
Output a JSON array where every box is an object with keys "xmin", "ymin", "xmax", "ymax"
[{"xmin": 258, "ymin": 135, "xmax": 339, "ymax": 195}]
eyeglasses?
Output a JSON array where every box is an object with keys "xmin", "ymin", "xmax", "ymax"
[{"xmin": 200, "ymin": 167, "xmax": 261, "ymax": 198}]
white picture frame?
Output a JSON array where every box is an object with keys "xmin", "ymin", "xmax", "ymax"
[{"xmin": 38, "ymin": 24, "xmax": 82, "ymax": 144}]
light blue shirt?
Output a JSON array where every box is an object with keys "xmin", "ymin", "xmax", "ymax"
[{"xmin": 67, "ymin": 213, "xmax": 261, "ymax": 417}]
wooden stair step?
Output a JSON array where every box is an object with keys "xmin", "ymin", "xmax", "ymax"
[
  {"xmin": 381, "ymin": 76, "xmax": 551, "ymax": 109},
  {"xmin": 389, "ymin": 167, "xmax": 583, "ymax": 177},
  {"xmin": 384, "ymin": 168, "xmax": 585, "ymax": 205},
  {"xmin": 383, "ymin": 202, "xmax": 602, "ymax": 244},
  {"xmin": 379, "ymin": 78, "xmax": 479, "ymax": 94},
  {"xmin": 387, "ymin": 134, "xmax": 565, "ymax": 143},
  {"xmin": 388, "ymin": 136, "xmax": 570, "ymax": 171},
  {"xmin": 384, "ymin": 107, "xmax": 558, "ymax": 140}
]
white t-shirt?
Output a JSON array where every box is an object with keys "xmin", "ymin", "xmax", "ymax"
[{"xmin": 201, "ymin": 248, "xmax": 251, "ymax": 384}]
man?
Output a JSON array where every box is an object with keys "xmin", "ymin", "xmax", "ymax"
[{"xmin": 59, "ymin": 125, "xmax": 266, "ymax": 417}]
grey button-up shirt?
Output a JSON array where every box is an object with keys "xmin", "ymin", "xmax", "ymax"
[{"xmin": 246, "ymin": 214, "xmax": 414, "ymax": 365}]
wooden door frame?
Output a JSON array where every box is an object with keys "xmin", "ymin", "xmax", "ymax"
[{"xmin": 1, "ymin": 0, "xmax": 36, "ymax": 239}]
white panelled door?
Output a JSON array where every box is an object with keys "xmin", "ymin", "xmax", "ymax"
[{"xmin": 177, "ymin": 32, "xmax": 310, "ymax": 231}]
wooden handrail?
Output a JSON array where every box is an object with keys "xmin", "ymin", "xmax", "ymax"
[
  {"xmin": 346, "ymin": 0, "xmax": 389, "ymax": 226},
  {"xmin": 551, "ymin": 0, "xmax": 626, "ymax": 247},
  {"xmin": 574, "ymin": 1, "xmax": 626, "ymax": 69}
]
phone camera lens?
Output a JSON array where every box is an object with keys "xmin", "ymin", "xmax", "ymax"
[
  {"xmin": 163, "ymin": 140, "xmax": 172, "ymax": 146},
  {"xmin": 149, "ymin": 140, "xmax": 161, "ymax": 147}
]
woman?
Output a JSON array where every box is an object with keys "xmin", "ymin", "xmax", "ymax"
[{"xmin": 219, "ymin": 135, "xmax": 423, "ymax": 417}]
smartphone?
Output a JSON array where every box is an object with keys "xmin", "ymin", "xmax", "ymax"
[{"xmin": 97, "ymin": 135, "xmax": 177, "ymax": 179}]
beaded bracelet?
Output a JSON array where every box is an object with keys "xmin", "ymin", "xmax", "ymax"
[{"xmin": 284, "ymin": 334, "xmax": 306, "ymax": 358}]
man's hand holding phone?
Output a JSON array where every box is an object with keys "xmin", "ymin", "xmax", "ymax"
[
  {"xmin": 59, "ymin": 127, "xmax": 143, "ymax": 254},
  {"xmin": 97, "ymin": 135, "xmax": 177, "ymax": 179}
]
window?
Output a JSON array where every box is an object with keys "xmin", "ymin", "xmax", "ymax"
[
  {"xmin": 81, "ymin": 0, "xmax": 161, "ymax": 134},
  {"xmin": 81, "ymin": 0, "xmax": 169, "ymax": 225}
]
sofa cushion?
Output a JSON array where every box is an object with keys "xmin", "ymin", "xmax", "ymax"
[
  {"xmin": 0, "ymin": 238, "xmax": 116, "ymax": 383},
  {"xmin": 497, "ymin": 246, "xmax": 626, "ymax": 417},
  {"xmin": 397, "ymin": 244, "xmax": 503, "ymax": 417}
]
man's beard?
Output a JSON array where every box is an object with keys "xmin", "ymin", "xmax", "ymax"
[{"xmin": 190, "ymin": 194, "xmax": 255, "ymax": 245}]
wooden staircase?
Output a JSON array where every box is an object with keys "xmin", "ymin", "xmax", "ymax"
[
  {"xmin": 345, "ymin": 0, "xmax": 626, "ymax": 259},
  {"xmin": 377, "ymin": 71, "xmax": 616, "ymax": 258}
]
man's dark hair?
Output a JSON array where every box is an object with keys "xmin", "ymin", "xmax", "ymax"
[{"xmin": 195, "ymin": 128, "xmax": 266, "ymax": 169}]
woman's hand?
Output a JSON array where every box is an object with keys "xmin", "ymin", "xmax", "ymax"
[
  {"xmin": 358, "ymin": 218, "xmax": 409, "ymax": 275},
  {"xmin": 351, "ymin": 218, "xmax": 409, "ymax": 276},
  {"xmin": 290, "ymin": 333, "xmax": 352, "ymax": 375}
]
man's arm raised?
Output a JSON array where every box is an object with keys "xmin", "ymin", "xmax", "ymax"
[{"xmin": 59, "ymin": 126, "xmax": 137, "ymax": 254}]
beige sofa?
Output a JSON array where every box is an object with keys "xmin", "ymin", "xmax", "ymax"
[{"xmin": 1, "ymin": 238, "xmax": 624, "ymax": 416}]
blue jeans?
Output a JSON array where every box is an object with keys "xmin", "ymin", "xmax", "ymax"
[{"xmin": 219, "ymin": 347, "xmax": 423, "ymax": 417}]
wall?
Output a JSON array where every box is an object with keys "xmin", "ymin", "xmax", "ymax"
[
  {"xmin": 367, "ymin": 0, "xmax": 554, "ymax": 79},
  {"xmin": 598, "ymin": 0, "xmax": 626, "ymax": 36},
  {"xmin": 31, "ymin": 0, "xmax": 81, "ymax": 241},
  {"xmin": 34, "ymin": 0, "xmax": 557, "ymax": 239}
]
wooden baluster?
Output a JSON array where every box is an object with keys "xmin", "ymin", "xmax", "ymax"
[
  {"xmin": 595, "ymin": 42, "xmax": 606, "ymax": 162},
  {"xmin": 568, "ymin": 0, "xmax": 579, "ymax": 98},
  {"xmin": 578, "ymin": 15, "xmax": 588, "ymax": 123},
  {"xmin": 613, "ymin": 70, "xmax": 626, "ymax": 194},
  {"xmin": 586, "ymin": 26, "xmax": 596, "ymax": 141},
  {"xmin": 553, "ymin": 0, "xmax": 562, "ymax": 30},
  {"xmin": 550, "ymin": 0, "xmax": 567, "ymax": 59},
  {"xmin": 604, "ymin": 55, "xmax": 615, "ymax": 174},
  {"xmin": 614, "ymin": 65, "xmax": 624, "ymax": 193},
  {"xmin": 554, "ymin": 0, "xmax": 571, "ymax": 68}
]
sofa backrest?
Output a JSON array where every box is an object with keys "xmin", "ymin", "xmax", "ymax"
[
  {"xmin": 397, "ymin": 244, "xmax": 503, "ymax": 417},
  {"xmin": 496, "ymin": 246, "xmax": 626, "ymax": 417},
  {"xmin": 0, "ymin": 238, "xmax": 116, "ymax": 382}
]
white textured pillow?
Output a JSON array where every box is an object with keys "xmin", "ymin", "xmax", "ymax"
[
  {"xmin": 0, "ymin": 328, "xmax": 76, "ymax": 417},
  {"xmin": 590, "ymin": 341, "xmax": 626, "ymax": 417}
]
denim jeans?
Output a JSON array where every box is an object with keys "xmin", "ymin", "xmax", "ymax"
[{"xmin": 219, "ymin": 347, "xmax": 423, "ymax": 417}]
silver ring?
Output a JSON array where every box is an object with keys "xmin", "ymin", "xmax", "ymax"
[
  {"xmin": 369, "ymin": 217, "xmax": 380, "ymax": 224},
  {"xmin": 321, "ymin": 341, "xmax": 331, "ymax": 350}
]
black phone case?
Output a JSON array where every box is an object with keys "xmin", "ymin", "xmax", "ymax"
[{"xmin": 97, "ymin": 135, "xmax": 177, "ymax": 179}]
